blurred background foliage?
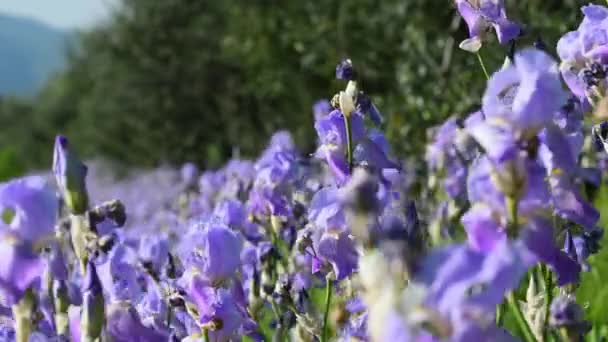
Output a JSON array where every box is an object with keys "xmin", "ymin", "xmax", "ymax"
[{"xmin": 0, "ymin": 0, "xmax": 582, "ymax": 171}]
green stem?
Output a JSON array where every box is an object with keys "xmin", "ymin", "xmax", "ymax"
[
  {"xmin": 476, "ymin": 51, "xmax": 490, "ymax": 80},
  {"xmin": 343, "ymin": 113, "xmax": 354, "ymax": 171},
  {"xmin": 542, "ymin": 265, "xmax": 553, "ymax": 342},
  {"xmin": 203, "ymin": 328, "xmax": 210, "ymax": 342},
  {"xmin": 70, "ymin": 214, "xmax": 90, "ymax": 274},
  {"xmin": 270, "ymin": 301, "xmax": 284, "ymax": 341},
  {"xmin": 508, "ymin": 292, "xmax": 536, "ymax": 342},
  {"xmin": 53, "ymin": 280, "xmax": 70, "ymax": 337},
  {"xmin": 506, "ymin": 196, "xmax": 519, "ymax": 238},
  {"xmin": 12, "ymin": 288, "xmax": 35, "ymax": 342},
  {"xmin": 321, "ymin": 279, "xmax": 333, "ymax": 342}
]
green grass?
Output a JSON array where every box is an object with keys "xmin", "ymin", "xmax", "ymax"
[{"xmin": 577, "ymin": 183, "xmax": 608, "ymax": 329}]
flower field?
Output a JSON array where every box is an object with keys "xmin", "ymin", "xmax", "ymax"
[{"xmin": 3, "ymin": 1, "xmax": 608, "ymax": 341}]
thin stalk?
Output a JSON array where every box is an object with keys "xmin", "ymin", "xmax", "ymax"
[
  {"xmin": 321, "ymin": 279, "xmax": 333, "ymax": 342},
  {"xmin": 506, "ymin": 196, "xmax": 519, "ymax": 238},
  {"xmin": 12, "ymin": 288, "xmax": 35, "ymax": 342},
  {"xmin": 508, "ymin": 292, "xmax": 536, "ymax": 342},
  {"xmin": 343, "ymin": 114, "xmax": 354, "ymax": 171},
  {"xmin": 203, "ymin": 328, "xmax": 210, "ymax": 342},
  {"xmin": 542, "ymin": 265, "xmax": 553, "ymax": 342},
  {"xmin": 476, "ymin": 51, "xmax": 490, "ymax": 80}
]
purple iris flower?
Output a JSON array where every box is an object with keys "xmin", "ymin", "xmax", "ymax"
[
  {"xmin": 466, "ymin": 156, "xmax": 550, "ymax": 217},
  {"xmin": 106, "ymin": 302, "xmax": 168, "ymax": 341},
  {"xmin": 0, "ymin": 241, "xmax": 44, "ymax": 305},
  {"xmin": 188, "ymin": 278, "xmax": 246, "ymax": 342},
  {"xmin": 461, "ymin": 204, "xmax": 506, "ymax": 253},
  {"xmin": 557, "ymin": 5, "xmax": 608, "ymax": 98},
  {"xmin": 420, "ymin": 239, "xmax": 528, "ymax": 316},
  {"xmin": 354, "ymin": 134, "xmax": 400, "ymax": 170},
  {"xmin": 0, "ymin": 176, "xmax": 57, "ymax": 305},
  {"xmin": 308, "ymin": 187, "xmax": 346, "ymax": 234},
  {"xmin": 214, "ymin": 200, "xmax": 247, "ymax": 230},
  {"xmin": 138, "ymin": 234, "xmax": 169, "ymax": 276},
  {"xmin": 96, "ymin": 244, "xmax": 142, "ymax": 302},
  {"xmin": 549, "ymin": 175, "xmax": 599, "ymax": 230},
  {"xmin": 179, "ymin": 223, "xmax": 242, "ymax": 286},
  {"xmin": 316, "ymin": 231, "xmax": 359, "ymax": 280},
  {"xmin": 455, "ymin": 0, "xmax": 521, "ymax": 48},
  {"xmin": 482, "ymin": 48, "xmax": 566, "ymax": 136},
  {"xmin": 0, "ymin": 176, "xmax": 57, "ymax": 243},
  {"xmin": 314, "ymin": 110, "xmax": 366, "ymax": 184},
  {"xmin": 315, "ymin": 110, "xmax": 365, "ymax": 148},
  {"xmin": 426, "ymin": 118, "xmax": 461, "ymax": 170},
  {"xmin": 313, "ymin": 99, "xmax": 333, "ymax": 121},
  {"xmin": 519, "ymin": 218, "xmax": 581, "ymax": 285}
]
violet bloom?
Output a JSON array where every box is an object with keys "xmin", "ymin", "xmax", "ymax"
[
  {"xmin": 179, "ymin": 223, "xmax": 242, "ymax": 286},
  {"xmin": 214, "ymin": 199, "xmax": 247, "ymax": 230},
  {"xmin": 571, "ymin": 227, "xmax": 604, "ymax": 271},
  {"xmin": 316, "ymin": 231, "xmax": 359, "ymax": 281},
  {"xmin": 138, "ymin": 234, "xmax": 169, "ymax": 277},
  {"xmin": 313, "ymin": 99, "xmax": 333, "ymax": 121},
  {"xmin": 455, "ymin": 0, "xmax": 521, "ymax": 51},
  {"xmin": 106, "ymin": 302, "xmax": 168, "ymax": 342},
  {"xmin": 188, "ymin": 279, "xmax": 246, "ymax": 342},
  {"xmin": 461, "ymin": 204, "xmax": 506, "ymax": 253},
  {"xmin": 426, "ymin": 117, "xmax": 472, "ymax": 199},
  {"xmin": 549, "ymin": 295, "xmax": 591, "ymax": 337},
  {"xmin": 0, "ymin": 242, "xmax": 44, "ymax": 305},
  {"xmin": 557, "ymin": 5, "xmax": 608, "ymax": 98},
  {"xmin": 482, "ymin": 48, "xmax": 566, "ymax": 137},
  {"xmin": 419, "ymin": 239, "xmax": 528, "ymax": 316},
  {"xmin": 0, "ymin": 177, "xmax": 57, "ymax": 305},
  {"xmin": 96, "ymin": 244, "xmax": 142, "ymax": 302},
  {"xmin": 314, "ymin": 109, "xmax": 365, "ymax": 185},
  {"xmin": 0, "ymin": 176, "xmax": 57, "ymax": 243},
  {"xmin": 354, "ymin": 131, "xmax": 399, "ymax": 170},
  {"xmin": 519, "ymin": 218, "xmax": 581, "ymax": 285},
  {"xmin": 308, "ymin": 187, "xmax": 346, "ymax": 235}
]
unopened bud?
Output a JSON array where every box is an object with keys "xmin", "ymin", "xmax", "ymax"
[{"xmin": 53, "ymin": 135, "xmax": 88, "ymax": 214}]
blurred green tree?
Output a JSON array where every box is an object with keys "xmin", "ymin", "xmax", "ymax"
[{"xmin": 0, "ymin": 0, "xmax": 584, "ymax": 170}]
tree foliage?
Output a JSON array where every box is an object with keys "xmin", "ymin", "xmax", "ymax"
[{"xmin": 0, "ymin": 0, "xmax": 583, "ymax": 171}]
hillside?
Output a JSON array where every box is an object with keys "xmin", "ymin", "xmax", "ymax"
[{"xmin": 0, "ymin": 14, "xmax": 71, "ymax": 96}]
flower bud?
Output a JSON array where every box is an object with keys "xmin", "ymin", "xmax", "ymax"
[
  {"xmin": 81, "ymin": 262, "xmax": 105, "ymax": 342},
  {"xmin": 53, "ymin": 136, "xmax": 89, "ymax": 214},
  {"xmin": 549, "ymin": 294, "xmax": 590, "ymax": 338},
  {"xmin": 339, "ymin": 91, "xmax": 356, "ymax": 118},
  {"xmin": 336, "ymin": 59, "xmax": 356, "ymax": 80}
]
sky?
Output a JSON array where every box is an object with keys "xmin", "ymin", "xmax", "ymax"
[{"xmin": 0, "ymin": 0, "xmax": 117, "ymax": 29}]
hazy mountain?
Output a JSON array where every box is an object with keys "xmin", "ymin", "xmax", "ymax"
[{"xmin": 0, "ymin": 13, "xmax": 72, "ymax": 96}]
